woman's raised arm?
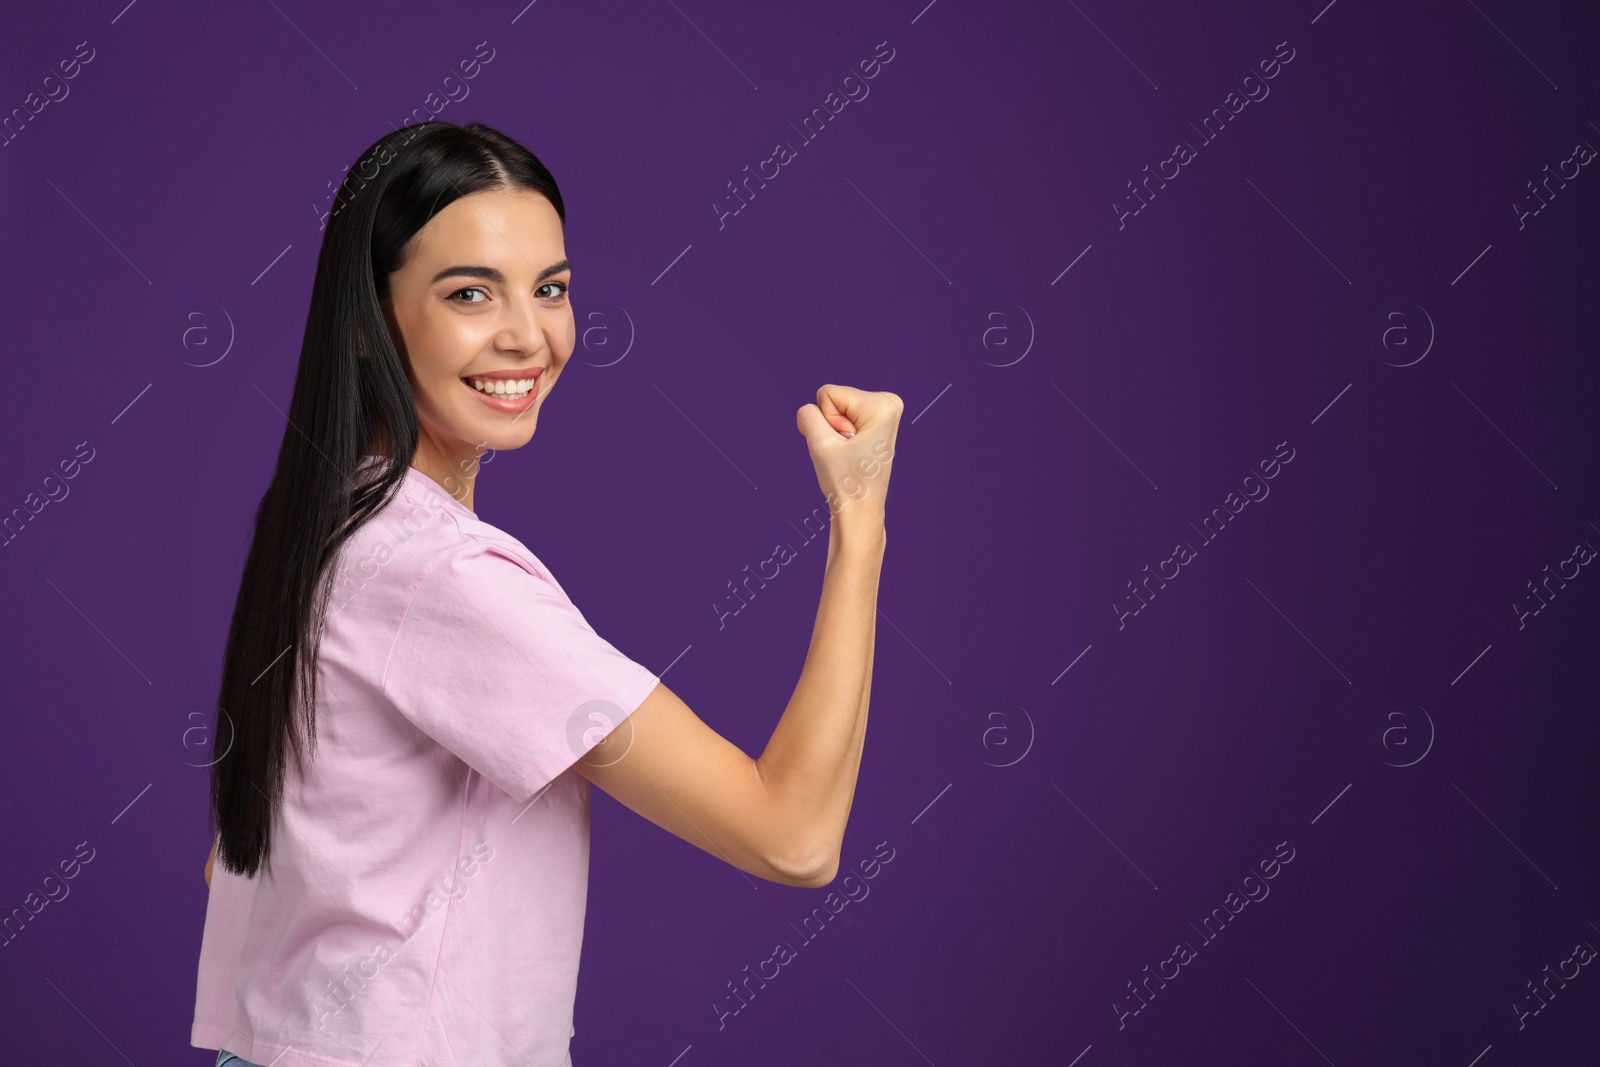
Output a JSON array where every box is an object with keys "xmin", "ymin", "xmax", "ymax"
[{"xmin": 572, "ymin": 386, "xmax": 900, "ymax": 887}]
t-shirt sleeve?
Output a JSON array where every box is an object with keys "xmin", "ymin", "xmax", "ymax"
[{"xmin": 380, "ymin": 538, "xmax": 660, "ymax": 803}]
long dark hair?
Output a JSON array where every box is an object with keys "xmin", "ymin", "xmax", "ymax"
[{"xmin": 209, "ymin": 120, "xmax": 566, "ymax": 877}]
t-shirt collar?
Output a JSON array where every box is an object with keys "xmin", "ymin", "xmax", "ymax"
[{"xmin": 358, "ymin": 454, "xmax": 477, "ymax": 519}]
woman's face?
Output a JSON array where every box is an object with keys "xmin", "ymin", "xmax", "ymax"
[{"xmin": 381, "ymin": 186, "xmax": 574, "ymax": 473}]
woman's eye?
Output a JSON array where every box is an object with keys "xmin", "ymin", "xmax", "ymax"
[{"xmin": 447, "ymin": 282, "xmax": 566, "ymax": 305}]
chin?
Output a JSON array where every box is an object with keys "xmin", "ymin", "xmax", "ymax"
[{"xmin": 492, "ymin": 420, "xmax": 541, "ymax": 450}]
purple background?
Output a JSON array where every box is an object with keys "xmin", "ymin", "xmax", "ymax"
[{"xmin": 2, "ymin": 0, "xmax": 1597, "ymax": 1063}]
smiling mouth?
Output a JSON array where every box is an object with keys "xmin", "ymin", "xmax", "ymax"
[{"xmin": 462, "ymin": 372, "xmax": 541, "ymax": 400}]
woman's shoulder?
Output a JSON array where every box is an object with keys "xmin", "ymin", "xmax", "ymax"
[
  {"xmin": 391, "ymin": 471, "xmax": 545, "ymax": 564},
  {"xmin": 329, "ymin": 473, "xmax": 569, "ymax": 617}
]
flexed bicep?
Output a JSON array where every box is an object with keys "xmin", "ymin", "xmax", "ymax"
[{"xmin": 570, "ymin": 681, "xmax": 832, "ymax": 888}]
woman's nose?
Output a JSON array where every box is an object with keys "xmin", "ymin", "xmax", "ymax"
[{"xmin": 500, "ymin": 297, "xmax": 547, "ymax": 351}]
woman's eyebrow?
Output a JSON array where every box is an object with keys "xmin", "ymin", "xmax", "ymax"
[{"xmin": 429, "ymin": 259, "xmax": 572, "ymax": 285}]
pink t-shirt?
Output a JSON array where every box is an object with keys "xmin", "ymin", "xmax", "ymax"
[{"xmin": 192, "ymin": 460, "xmax": 659, "ymax": 1066}]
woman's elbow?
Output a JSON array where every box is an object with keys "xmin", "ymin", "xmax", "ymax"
[
  {"xmin": 767, "ymin": 837, "xmax": 839, "ymax": 888},
  {"xmin": 794, "ymin": 852, "xmax": 839, "ymax": 888}
]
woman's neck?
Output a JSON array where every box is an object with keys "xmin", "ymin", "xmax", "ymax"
[
  {"xmin": 410, "ymin": 436, "xmax": 480, "ymax": 513},
  {"xmin": 363, "ymin": 432, "xmax": 479, "ymax": 513}
]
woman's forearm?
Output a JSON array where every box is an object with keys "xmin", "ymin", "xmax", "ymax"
[
  {"xmin": 756, "ymin": 511, "xmax": 886, "ymax": 880},
  {"xmin": 835, "ymin": 514, "xmax": 879, "ymax": 814}
]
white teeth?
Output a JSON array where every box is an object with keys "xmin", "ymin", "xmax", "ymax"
[{"xmin": 468, "ymin": 376, "xmax": 536, "ymax": 399}]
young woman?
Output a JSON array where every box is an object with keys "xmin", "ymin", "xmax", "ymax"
[{"xmin": 191, "ymin": 120, "xmax": 899, "ymax": 1067}]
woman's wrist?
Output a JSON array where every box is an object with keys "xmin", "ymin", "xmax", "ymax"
[{"xmin": 829, "ymin": 508, "xmax": 886, "ymax": 561}]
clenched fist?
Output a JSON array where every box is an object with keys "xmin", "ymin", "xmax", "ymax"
[{"xmin": 795, "ymin": 384, "xmax": 902, "ymax": 522}]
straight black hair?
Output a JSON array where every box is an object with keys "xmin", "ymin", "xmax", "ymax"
[{"xmin": 209, "ymin": 120, "xmax": 566, "ymax": 877}]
